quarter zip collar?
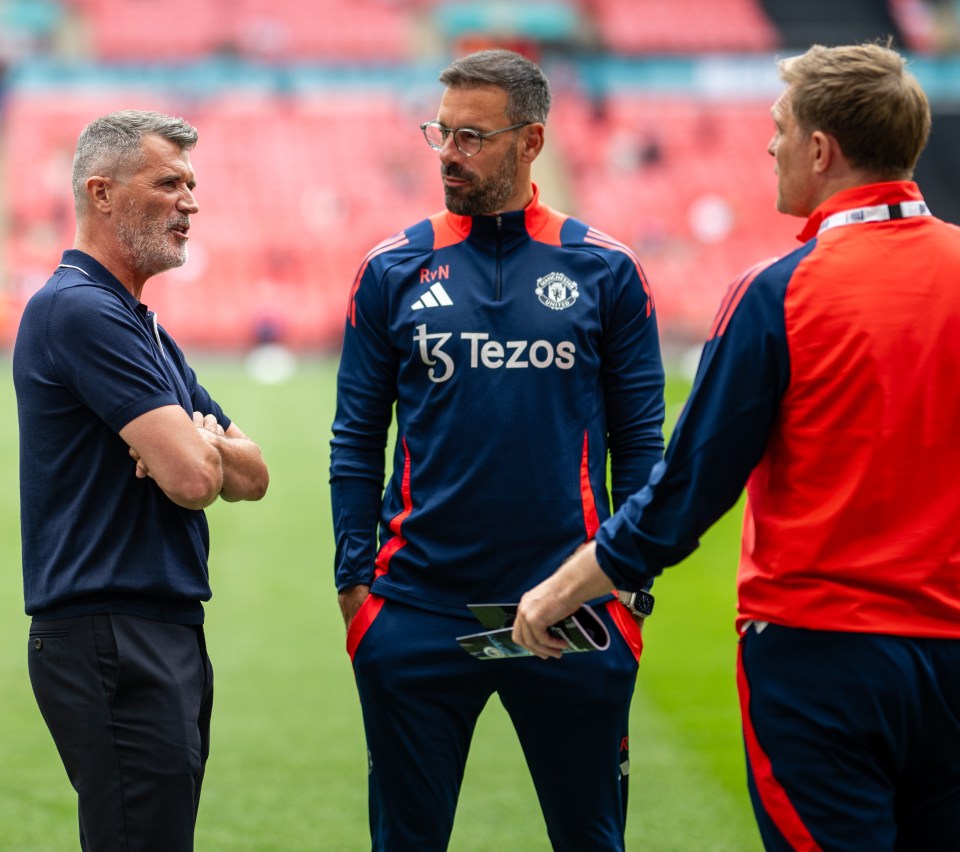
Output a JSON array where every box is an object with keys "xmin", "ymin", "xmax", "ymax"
[
  {"xmin": 432, "ymin": 184, "xmax": 565, "ymax": 302},
  {"xmin": 439, "ymin": 183, "xmax": 555, "ymax": 245}
]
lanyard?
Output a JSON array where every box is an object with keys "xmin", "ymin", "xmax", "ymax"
[{"xmin": 817, "ymin": 201, "xmax": 931, "ymax": 234}]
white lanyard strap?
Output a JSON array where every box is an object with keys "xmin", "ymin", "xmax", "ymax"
[{"xmin": 818, "ymin": 201, "xmax": 931, "ymax": 234}]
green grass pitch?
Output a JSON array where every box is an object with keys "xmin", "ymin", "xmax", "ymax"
[{"xmin": 0, "ymin": 355, "xmax": 761, "ymax": 851}]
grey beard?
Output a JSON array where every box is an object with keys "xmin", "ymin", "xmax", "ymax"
[{"xmin": 117, "ymin": 220, "xmax": 187, "ymax": 278}]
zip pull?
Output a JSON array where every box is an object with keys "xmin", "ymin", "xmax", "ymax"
[{"xmin": 495, "ymin": 215, "xmax": 503, "ymax": 302}]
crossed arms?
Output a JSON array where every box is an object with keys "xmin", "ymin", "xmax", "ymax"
[{"xmin": 121, "ymin": 404, "xmax": 269, "ymax": 510}]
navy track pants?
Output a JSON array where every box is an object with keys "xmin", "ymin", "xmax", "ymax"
[
  {"xmin": 738, "ymin": 623, "xmax": 960, "ymax": 851},
  {"xmin": 349, "ymin": 595, "xmax": 642, "ymax": 851}
]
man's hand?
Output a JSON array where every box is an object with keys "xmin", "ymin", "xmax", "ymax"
[
  {"xmin": 194, "ymin": 413, "xmax": 269, "ymax": 503},
  {"xmin": 512, "ymin": 540, "xmax": 616, "ymax": 660},
  {"xmin": 193, "ymin": 410, "xmax": 226, "ymax": 438},
  {"xmin": 128, "ymin": 411, "xmax": 224, "ymax": 478},
  {"xmin": 129, "ymin": 446, "xmax": 149, "ymax": 479},
  {"xmin": 338, "ymin": 584, "xmax": 371, "ymax": 631},
  {"xmin": 125, "ymin": 409, "xmax": 267, "ymax": 505},
  {"xmin": 121, "ymin": 405, "xmax": 224, "ymax": 508},
  {"xmin": 512, "ymin": 580, "xmax": 576, "ymax": 660}
]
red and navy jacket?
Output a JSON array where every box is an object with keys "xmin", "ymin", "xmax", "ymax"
[
  {"xmin": 596, "ymin": 181, "xmax": 960, "ymax": 638},
  {"xmin": 330, "ymin": 185, "xmax": 665, "ymax": 615}
]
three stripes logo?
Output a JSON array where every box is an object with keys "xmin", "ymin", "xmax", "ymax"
[{"xmin": 412, "ymin": 282, "xmax": 454, "ymax": 311}]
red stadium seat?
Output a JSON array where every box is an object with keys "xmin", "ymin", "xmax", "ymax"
[
  {"xmin": 69, "ymin": 0, "xmax": 412, "ymax": 61},
  {"xmin": 587, "ymin": 0, "xmax": 778, "ymax": 54},
  {"xmin": 550, "ymin": 92, "xmax": 797, "ymax": 339}
]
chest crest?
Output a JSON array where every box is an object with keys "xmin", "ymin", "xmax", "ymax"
[{"xmin": 535, "ymin": 272, "xmax": 580, "ymax": 311}]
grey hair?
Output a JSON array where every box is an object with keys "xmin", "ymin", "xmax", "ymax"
[
  {"xmin": 72, "ymin": 110, "xmax": 198, "ymax": 215},
  {"xmin": 439, "ymin": 49, "xmax": 551, "ymax": 124}
]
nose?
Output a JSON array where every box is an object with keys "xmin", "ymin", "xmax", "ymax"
[
  {"xmin": 179, "ymin": 187, "xmax": 199, "ymax": 215},
  {"xmin": 767, "ymin": 134, "xmax": 777, "ymax": 157},
  {"xmin": 437, "ymin": 134, "xmax": 464, "ymax": 166}
]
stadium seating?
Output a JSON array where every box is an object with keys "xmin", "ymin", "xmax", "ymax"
[
  {"xmin": 3, "ymin": 0, "xmax": 958, "ymax": 349},
  {"xmin": 0, "ymin": 82, "xmax": 812, "ymax": 349},
  {"xmin": 550, "ymin": 92, "xmax": 798, "ymax": 338},
  {"xmin": 1, "ymin": 87, "xmax": 440, "ymax": 348},
  {"xmin": 69, "ymin": 0, "xmax": 414, "ymax": 61},
  {"xmin": 586, "ymin": 0, "xmax": 779, "ymax": 53}
]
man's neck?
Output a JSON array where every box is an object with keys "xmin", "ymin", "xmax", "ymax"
[{"xmin": 73, "ymin": 235, "xmax": 145, "ymax": 300}]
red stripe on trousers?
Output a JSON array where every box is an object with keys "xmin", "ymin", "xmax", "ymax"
[
  {"xmin": 737, "ymin": 641, "xmax": 822, "ymax": 850},
  {"xmin": 347, "ymin": 593, "xmax": 385, "ymax": 661}
]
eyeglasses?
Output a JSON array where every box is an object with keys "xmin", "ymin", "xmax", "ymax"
[{"xmin": 419, "ymin": 120, "xmax": 530, "ymax": 157}]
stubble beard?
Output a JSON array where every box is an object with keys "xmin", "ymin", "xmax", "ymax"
[
  {"xmin": 443, "ymin": 143, "xmax": 519, "ymax": 217},
  {"xmin": 116, "ymin": 200, "xmax": 188, "ymax": 279}
]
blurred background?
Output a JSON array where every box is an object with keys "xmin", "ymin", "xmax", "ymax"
[
  {"xmin": 0, "ymin": 0, "xmax": 959, "ymax": 356},
  {"xmin": 2, "ymin": 5, "xmax": 960, "ymax": 847}
]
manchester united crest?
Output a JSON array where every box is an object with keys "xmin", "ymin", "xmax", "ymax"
[{"xmin": 535, "ymin": 272, "xmax": 580, "ymax": 311}]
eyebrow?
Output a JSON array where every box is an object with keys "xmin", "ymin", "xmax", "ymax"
[
  {"xmin": 156, "ymin": 171, "xmax": 196, "ymax": 188},
  {"xmin": 435, "ymin": 119, "xmax": 497, "ymax": 133}
]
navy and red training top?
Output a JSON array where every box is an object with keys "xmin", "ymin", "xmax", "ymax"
[
  {"xmin": 331, "ymin": 186, "xmax": 665, "ymax": 615},
  {"xmin": 597, "ymin": 181, "xmax": 960, "ymax": 639}
]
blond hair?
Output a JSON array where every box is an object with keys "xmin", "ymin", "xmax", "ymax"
[{"xmin": 778, "ymin": 42, "xmax": 930, "ymax": 179}]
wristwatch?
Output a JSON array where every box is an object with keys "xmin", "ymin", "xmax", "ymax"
[{"xmin": 616, "ymin": 589, "xmax": 655, "ymax": 618}]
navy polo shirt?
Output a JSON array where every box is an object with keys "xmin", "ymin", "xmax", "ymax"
[{"xmin": 13, "ymin": 250, "xmax": 231, "ymax": 623}]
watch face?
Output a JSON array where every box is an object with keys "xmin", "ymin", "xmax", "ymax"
[
  {"xmin": 635, "ymin": 592, "xmax": 654, "ymax": 616},
  {"xmin": 618, "ymin": 590, "xmax": 654, "ymax": 616}
]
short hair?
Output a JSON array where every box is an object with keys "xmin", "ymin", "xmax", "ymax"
[
  {"xmin": 778, "ymin": 41, "xmax": 930, "ymax": 179},
  {"xmin": 439, "ymin": 49, "xmax": 551, "ymax": 125},
  {"xmin": 72, "ymin": 110, "xmax": 198, "ymax": 215}
]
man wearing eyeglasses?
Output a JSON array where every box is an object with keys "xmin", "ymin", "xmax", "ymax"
[{"xmin": 330, "ymin": 49, "xmax": 664, "ymax": 851}]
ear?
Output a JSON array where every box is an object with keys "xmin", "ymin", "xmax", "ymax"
[
  {"xmin": 810, "ymin": 130, "xmax": 839, "ymax": 175},
  {"xmin": 519, "ymin": 123, "xmax": 546, "ymax": 164},
  {"xmin": 85, "ymin": 175, "xmax": 113, "ymax": 213}
]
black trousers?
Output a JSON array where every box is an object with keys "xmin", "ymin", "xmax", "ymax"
[{"xmin": 28, "ymin": 613, "xmax": 214, "ymax": 852}]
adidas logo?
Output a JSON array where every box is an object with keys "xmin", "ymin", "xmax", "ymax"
[{"xmin": 412, "ymin": 283, "xmax": 454, "ymax": 311}]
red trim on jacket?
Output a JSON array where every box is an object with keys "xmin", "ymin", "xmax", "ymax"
[
  {"xmin": 584, "ymin": 228, "xmax": 654, "ymax": 316},
  {"xmin": 708, "ymin": 260, "xmax": 773, "ymax": 341},
  {"xmin": 606, "ymin": 599, "xmax": 643, "ymax": 662},
  {"xmin": 580, "ymin": 430, "xmax": 600, "ymax": 540},
  {"xmin": 374, "ymin": 437, "xmax": 413, "ymax": 578},
  {"xmin": 347, "ymin": 233, "xmax": 409, "ymax": 326}
]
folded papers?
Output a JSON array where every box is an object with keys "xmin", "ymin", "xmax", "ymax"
[{"xmin": 457, "ymin": 603, "xmax": 610, "ymax": 660}]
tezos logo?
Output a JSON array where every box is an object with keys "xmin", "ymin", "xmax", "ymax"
[
  {"xmin": 536, "ymin": 272, "xmax": 579, "ymax": 311},
  {"xmin": 414, "ymin": 324, "xmax": 576, "ymax": 384}
]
